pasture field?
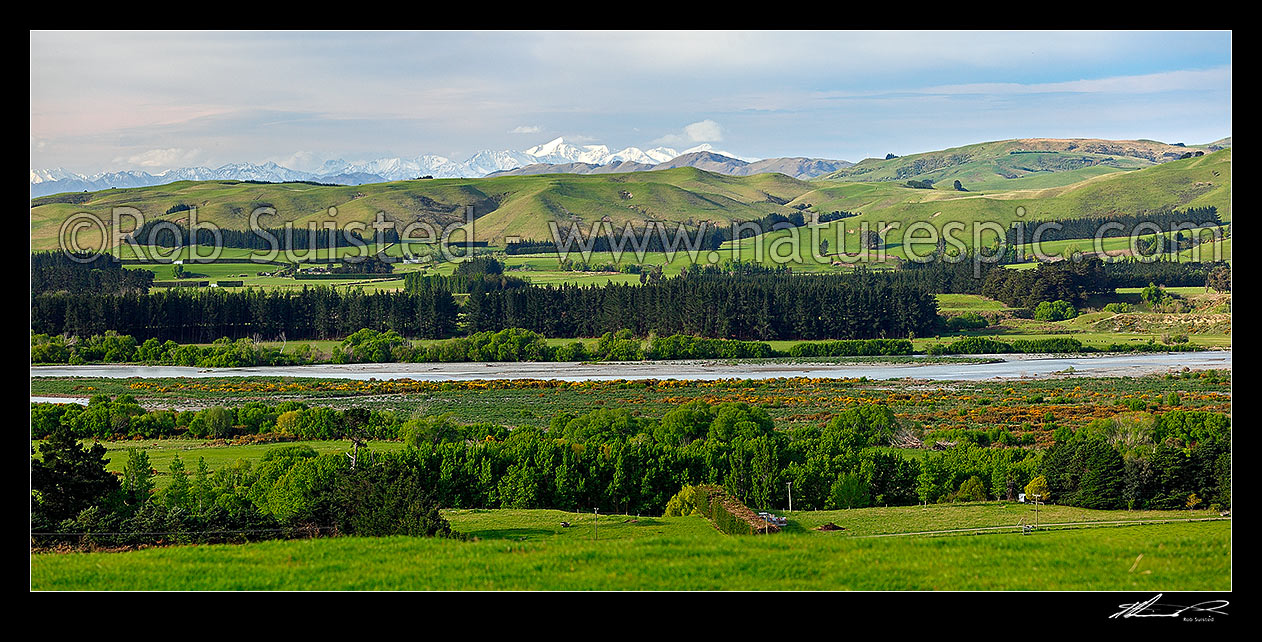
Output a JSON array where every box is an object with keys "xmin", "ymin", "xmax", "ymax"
[
  {"xmin": 934, "ymin": 293, "xmax": 1008, "ymax": 312},
  {"xmin": 779, "ymin": 502, "xmax": 1223, "ymax": 536},
  {"xmin": 29, "ymin": 508, "xmax": 1231, "ymax": 590},
  {"xmin": 42, "ymin": 220, "xmax": 1231, "ymax": 295},
  {"xmin": 28, "ymin": 438, "xmax": 410, "ymax": 489},
  {"xmin": 1014, "ymin": 226, "xmax": 1230, "ymax": 262}
]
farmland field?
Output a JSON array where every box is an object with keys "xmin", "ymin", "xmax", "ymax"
[{"xmin": 30, "ymin": 508, "xmax": 1230, "ymax": 590}]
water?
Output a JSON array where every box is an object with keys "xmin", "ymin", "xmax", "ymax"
[
  {"xmin": 30, "ymin": 350, "xmax": 1230, "ymax": 385},
  {"xmin": 31, "ymin": 395, "xmax": 89, "ymax": 405}
]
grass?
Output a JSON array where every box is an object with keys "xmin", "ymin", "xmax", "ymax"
[
  {"xmin": 32, "ymin": 148, "xmax": 1231, "ymax": 264},
  {"xmin": 779, "ymin": 502, "xmax": 1223, "ymax": 536},
  {"xmin": 31, "ymin": 168, "xmax": 811, "ymax": 250},
  {"xmin": 921, "ymin": 291, "xmax": 1231, "ymax": 350},
  {"xmin": 935, "ymin": 293, "xmax": 1007, "ymax": 312},
  {"xmin": 1016, "ymin": 225, "xmax": 1229, "ymax": 262},
  {"xmin": 816, "ymin": 138, "xmax": 1198, "ymax": 185},
  {"xmin": 29, "ymin": 508, "xmax": 1231, "ymax": 590},
  {"xmin": 29, "ymin": 438, "xmax": 410, "ymax": 489}
]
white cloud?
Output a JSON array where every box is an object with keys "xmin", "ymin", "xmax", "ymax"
[
  {"xmin": 654, "ymin": 119, "xmax": 723, "ymax": 146},
  {"xmin": 911, "ymin": 67, "xmax": 1231, "ymax": 97},
  {"xmin": 270, "ymin": 151, "xmax": 325, "ymax": 173},
  {"xmin": 116, "ymin": 147, "xmax": 203, "ymax": 169},
  {"xmin": 28, "ymin": 31, "xmax": 1231, "ymax": 173}
]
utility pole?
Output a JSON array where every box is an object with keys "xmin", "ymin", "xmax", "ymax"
[
  {"xmin": 787, "ymin": 481, "xmax": 793, "ymax": 513},
  {"xmin": 594, "ymin": 507, "xmax": 599, "ymax": 541},
  {"xmin": 1031, "ymin": 494, "xmax": 1041, "ymax": 530}
]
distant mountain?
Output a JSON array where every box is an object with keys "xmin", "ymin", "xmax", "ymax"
[
  {"xmin": 488, "ymin": 151, "xmax": 852, "ymax": 179},
  {"xmin": 29, "ymin": 136, "xmax": 703, "ymax": 197},
  {"xmin": 33, "ymin": 135, "xmax": 1221, "ymax": 198},
  {"xmin": 744, "ymin": 157, "xmax": 855, "ymax": 178},
  {"xmin": 29, "ymin": 135, "xmax": 814, "ymax": 196},
  {"xmin": 652, "ymin": 151, "xmax": 752, "ymax": 173},
  {"xmin": 487, "ymin": 160, "xmax": 658, "ymax": 176}
]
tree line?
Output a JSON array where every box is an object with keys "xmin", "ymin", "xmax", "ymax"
[
  {"xmin": 504, "ymin": 211, "xmax": 860, "ymax": 256},
  {"xmin": 464, "ymin": 273, "xmax": 940, "ymax": 341},
  {"xmin": 980, "ymin": 257, "xmax": 1111, "ymax": 308},
  {"xmin": 1007, "ymin": 207, "xmax": 1221, "ymax": 245},
  {"xmin": 31, "ymin": 253, "xmax": 1227, "ymax": 344},
  {"xmin": 32, "ymin": 252, "xmax": 155, "ymax": 295},
  {"xmin": 32, "ymin": 327, "xmax": 912, "ymax": 366},
  {"xmin": 1105, "ymin": 259, "xmax": 1231, "ymax": 289},
  {"xmin": 33, "ymin": 396, "xmax": 1229, "ymax": 549},
  {"xmin": 31, "ymin": 286, "xmax": 458, "ymax": 342},
  {"xmin": 33, "ymin": 271, "xmax": 940, "ymax": 342}
]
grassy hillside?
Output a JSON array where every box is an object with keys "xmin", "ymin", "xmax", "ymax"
[
  {"xmin": 766, "ymin": 148, "xmax": 1233, "ymax": 260},
  {"xmin": 817, "ymin": 138, "xmax": 1217, "ymax": 190},
  {"xmin": 31, "ymin": 147, "xmax": 1231, "ymax": 256},
  {"xmin": 31, "ymin": 169, "xmax": 810, "ymax": 250}
]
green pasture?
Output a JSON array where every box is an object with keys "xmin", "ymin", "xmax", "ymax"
[
  {"xmin": 30, "ymin": 508, "xmax": 1231, "ymax": 590},
  {"xmin": 779, "ymin": 502, "xmax": 1223, "ymax": 536},
  {"xmin": 28, "ymin": 438, "xmax": 409, "ymax": 489}
]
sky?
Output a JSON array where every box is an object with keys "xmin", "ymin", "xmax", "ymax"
[{"xmin": 30, "ymin": 30, "xmax": 1232, "ymax": 174}]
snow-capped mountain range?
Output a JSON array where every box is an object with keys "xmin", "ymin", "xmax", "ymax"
[{"xmin": 30, "ymin": 138, "xmax": 757, "ymax": 197}]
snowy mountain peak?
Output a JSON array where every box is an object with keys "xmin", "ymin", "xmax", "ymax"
[
  {"xmin": 525, "ymin": 137, "xmax": 568, "ymax": 157},
  {"xmin": 679, "ymin": 144, "xmax": 759, "ymax": 163},
  {"xmin": 30, "ymin": 136, "xmax": 773, "ymax": 197},
  {"xmin": 523, "ymin": 137, "xmax": 616, "ymax": 165}
]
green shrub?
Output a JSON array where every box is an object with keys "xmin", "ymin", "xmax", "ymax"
[
  {"xmin": 951, "ymin": 476, "xmax": 988, "ymax": 502},
  {"xmin": 944, "ymin": 312, "xmax": 988, "ymax": 332},
  {"xmin": 663, "ymin": 485, "xmax": 703, "ymax": 517},
  {"xmin": 1033, "ymin": 300, "xmax": 1078, "ymax": 322},
  {"xmin": 788, "ymin": 339, "xmax": 912, "ymax": 357}
]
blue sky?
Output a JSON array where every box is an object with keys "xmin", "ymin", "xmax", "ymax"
[{"xmin": 30, "ymin": 30, "xmax": 1231, "ymax": 174}]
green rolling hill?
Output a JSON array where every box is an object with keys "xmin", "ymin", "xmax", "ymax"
[
  {"xmin": 817, "ymin": 138, "xmax": 1218, "ymax": 191},
  {"xmin": 30, "ymin": 142, "xmax": 1230, "ymax": 252},
  {"xmin": 30, "ymin": 168, "xmax": 811, "ymax": 250},
  {"xmin": 768, "ymin": 148, "xmax": 1232, "ymax": 258},
  {"xmin": 796, "ymin": 147, "xmax": 1230, "ymax": 223}
]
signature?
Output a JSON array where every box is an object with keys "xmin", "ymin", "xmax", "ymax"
[{"xmin": 1110, "ymin": 594, "xmax": 1229, "ymax": 619}]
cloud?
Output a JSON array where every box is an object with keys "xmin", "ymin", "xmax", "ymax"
[
  {"xmin": 901, "ymin": 67, "xmax": 1231, "ymax": 97},
  {"xmin": 653, "ymin": 119, "xmax": 723, "ymax": 146},
  {"xmin": 28, "ymin": 32, "xmax": 1231, "ymax": 173},
  {"xmin": 115, "ymin": 147, "xmax": 203, "ymax": 169},
  {"xmin": 270, "ymin": 150, "xmax": 326, "ymax": 173}
]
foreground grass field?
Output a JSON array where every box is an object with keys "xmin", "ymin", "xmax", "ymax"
[{"xmin": 30, "ymin": 509, "xmax": 1230, "ymax": 590}]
